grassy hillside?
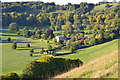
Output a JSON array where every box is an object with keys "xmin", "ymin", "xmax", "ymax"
[
  {"xmin": 61, "ymin": 39, "xmax": 118, "ymax": 64},
  {"xmin": 1, "ymin": 29, "xmax": 118, "ymax": 74},
  {"xmin": 54, "ymin": 51, "xmax": 118, "ymax": 78},
  {"xmin": 93, "ymin": 3, "xmax": 118, "ymax": 11}
]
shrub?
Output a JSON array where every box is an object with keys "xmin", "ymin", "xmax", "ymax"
[
  {"xmin": 30, "ymin": 49, "xmax": 34, "ymax": 53},
  {"xmin": 46, "ymin": 40, "xmax": 49, "ymax": 43},
  {"xmin": 17, "ymin": 32, "xmax": 21, "ymax": 36},
  {"xmin": 1, "ymin": 72, "xmax": 20, "ymax": 80},
  {"xmin": 7, "ymin": 38, "xmax": 11, "ymax": 41},
  {"xmin": 21, "ymin": 56, "xmax": 83, "ymax": 79},
  {"xmin": 12, "ymin": 42, "xmax": 17, "ymax": 49},
  {"xmin": 12, "ymin": 45, "xmax": 17, "ymax": 49},
  {"xmin": 40, "ymin": 49, "xmax": 45, "ymax": 54},
  {"xmin": 27, "ymin": 43, "xmax": 30, "ymax": 48},
  {"xmin": 30, "ymin": 54, "xmax": 33, "ymax": 56}
]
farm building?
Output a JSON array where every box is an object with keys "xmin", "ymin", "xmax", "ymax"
[{"xmin": 55, "ymin": 35, "xmax": 68, "ymax": 42}]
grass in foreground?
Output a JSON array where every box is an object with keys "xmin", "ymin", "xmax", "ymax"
[{"xmin": 54, "ymin": 51, "xmax": 118, "ymax": 78}]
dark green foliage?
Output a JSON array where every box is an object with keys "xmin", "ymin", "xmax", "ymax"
[
  {"xmin": 23, "ymin": 31, "xmax": 31, "ymax": 38},
  {"xmin": 30, "ymin": 54, "xmax": 33, "ymax": 56},
  {"xmin": 40, "ymin": 49, "xmax": 45, "ymax": 54},
  {"xmin": 30, "ymin": 49, "xmax": 34, "ymax": 53},
  {"xmin": 12, "ymin": 42, "xmax": 17, "ymax": 49},
  {"xmin": 105, "ymin": 4, "xmax": 112, "ymax": 8},
  {"xmin": 46, "ymin": 29, "xmax": 54, "ymax": 38},
  {"xmin": 1, "ymin": 72, "xmax": 20, "ymax": 80},
  {"xmin": 21, "ymin": 56, "xmax": 83, "ymax": 78},
  {"xmin": 89, "ymin": 38, "xmax": 97, "ymax": 46},
  {"xmin": 7, "ymin": 37, "xmax": 11, "ymax": 41},
  {"xmin": 27, "ymin": 43, "xmax": 30, "ymax": 48}
]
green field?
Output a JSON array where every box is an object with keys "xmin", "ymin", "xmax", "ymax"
[
  {"xmin": 92, "ymin": 3, "xmax": 119, "ymax": 11},
  {"xmin": 1, "ymin": 28, "xmax": 118, "ymax": 74},
  {"xmin": 1, "ymin": 29, "xmax": 57, "ymax": 74},
  {"xmin": 62, "ymin": 39, "xmax": 118, "ymax": 64}
]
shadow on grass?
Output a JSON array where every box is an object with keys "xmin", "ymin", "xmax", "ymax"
[
  {"xmin": 33, "ymin": 55, "xmax": 41, "ymax": 57},
  {"xmin": 1, "ymin": 40, "xmax": 34, "ymax": 43},
  {"xmin": 2, "ymin": 34, "xmax": 23, "ymax": 37},
  {"xmin": 17, "ymin": 42, "xmax": 34, "ymax": 43},
  {"xmin": 34, "ymin": 52, "xmax": 40, "ymax": 54},
  {"xmin": 17, "ymin": 49, "xmax": 30, "ymax": 50},
  {"xmin": 32, "ymin": 47, "xmax": 42, "ymax": 49},
  {"xmin": 1, "ymin": 30, "xmax": 14, "ymax": 34}
]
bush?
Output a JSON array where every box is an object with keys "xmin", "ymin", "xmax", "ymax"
[
  {"xmin": 27, "ymin": 43, "xmax": 30, "ymax": 48},
  {"xmin": 21, "ymin": 56, "xmax": 83, "ymax": 78},
  {"xmin": 46, "ymin": 40, "xmax": 49, "ymax": 43},
  {"xmin": 40, "ymin": 49, "xmax": 45, "ymax": 54},
  {"xmin": 12, "ymin": 42, "xmax": 17, "ymax": 49},
  {"xmin": 1, "ymin": 72, "xmax": 20, "ymax": 80},
  {"xmin": 30, "ymin": 49, "xmax": 34, "ymax": 53},
  {"xmin": 30, "ymin": 54, "xmax": 33, "ymax": 56},
  {"xmin": 7, "ymin": 38, "xmax": 11, "ymax": 42},
  {"xmin": 17, "ymin": 32, "xmax": 21, "ymax": 36}
]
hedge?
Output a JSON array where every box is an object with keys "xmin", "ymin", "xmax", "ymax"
[{"xmin": 21, "ymin": 55, "xmax": 83, "ymax": 79}]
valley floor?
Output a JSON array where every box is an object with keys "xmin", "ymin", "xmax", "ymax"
[{"xmin": 54, "ymin": 51, "xmax": 118, "ymax": 78}]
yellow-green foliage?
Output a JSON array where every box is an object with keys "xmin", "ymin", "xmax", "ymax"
[
  {"xmin": 0, "ymin": 72, "xmax": 20, "ymax": 80},
  {"xmin": 21, "ymin": 55, "xmax": 83, "ymax": 78}
]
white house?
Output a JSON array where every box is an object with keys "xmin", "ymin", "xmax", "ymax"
[{"xmin": 55, "ymin": 35, "xmax": 67, "ymax": 42}]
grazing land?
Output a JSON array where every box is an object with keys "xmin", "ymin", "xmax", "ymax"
[{"xmin": 1, "ymin": 29, "xmax": 118, "ymax": 74}]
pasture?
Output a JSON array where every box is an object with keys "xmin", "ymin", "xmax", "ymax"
[
  {"xmin": 1, "ymin": 28, "xmax": 118, "ymax": 75},
  {"xmin": 1, "ymin": 29, "xmax": 57, "ymax": 74}
]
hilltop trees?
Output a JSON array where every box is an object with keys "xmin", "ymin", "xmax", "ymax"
[{"xmin": 2, "ymin": 1, "xmax": 119, "ymax": 52}]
